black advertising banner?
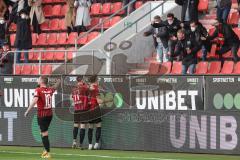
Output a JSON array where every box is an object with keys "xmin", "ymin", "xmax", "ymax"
[
  {"xmin": 130, "ymin": 76, "xmax": 204, "ymax": 110},
  {"xmin": 205, "ymin": 76, "xmax": 240, "ymax": 111}
]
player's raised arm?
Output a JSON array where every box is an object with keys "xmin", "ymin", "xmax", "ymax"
[
  {"xmin": 51, "ymin": 78, "xmax": 61, "ymax": 90},
  {"xmin": 25, "ymin": 96, "xmax": 38, "ymax": 117}
]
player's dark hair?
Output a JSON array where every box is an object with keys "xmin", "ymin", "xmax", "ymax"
[
  {"xmin": 40, "ymin": 76, "xmax": 48, "ymax": 85},
  {"xmin": 89, "ymin": 75, "xmax": 98, "ymax": 83},
  {"xmin": 76, "ymin": 75, "xmax": 83, "ymax": 82}
]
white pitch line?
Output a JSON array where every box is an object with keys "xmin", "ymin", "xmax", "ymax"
[{"xmin": 0, "ymin": 150, "xmax": 180, "ymax": 160}]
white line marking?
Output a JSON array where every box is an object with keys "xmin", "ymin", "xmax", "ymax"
[{"xmin": 0, "ymin": 150, "xmax": 180, "ymax": 160}]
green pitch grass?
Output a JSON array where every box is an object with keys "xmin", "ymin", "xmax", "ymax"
[{"xmin": 0, "ymin": 146, "xmax": 239, "ymax": 160}]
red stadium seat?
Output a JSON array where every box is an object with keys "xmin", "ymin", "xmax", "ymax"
[
  {"xmin": 47, "ymin": 33, "xmax": 58, "ymax": 45},
  {"xmin": 228, "ymin": 11, "xmax": 239, "ymax": 25},
  {"xmin": 42, "ymin": 0, "xmax": 52, "ymax": 3},
  {"xmin": 112, "ymin": 2, "xmax": 125, "ymax": 15},
  {"xmin": 36, "ymin": 33, "xmax": 47, "ymax": 45},
  {"xmin": 52, "ymin": 5, "xmax": 62, "ymax": 16},
  {"xmin": 53, "ymin": 0, "xmax": 65, "ymax": 2},
  {"xmin": 233, "ymin": 28, "xmax": 240, "ymax": 38},
  {"xmin": 55, "ymin": 48, "xmax": 66, "ymax": 60},
  {"xmin": 49, "ymin": 19, "xmax": 59, "ymax": 30},
  {"xmin": 58, "ymin": 33, "xmax": 68, "ymax": 45},
  {"xmin": 78, "ymin": 32, "xmax": 88, "ymax": 45},
  {"xmin": 90, "ymin": 3, "xmax": 102, "ymax": 15},
  {"xmin": 110, "ymin": 16, "xmax": 122, "ymax": 27},
  {"xmin": 87, "ymin": 32, "xmax": 99, "ymax": 43},
  {"xmin": 102, "ymin": 17, "xmax": 110, "ymax": 29},
  {"xmin": 198, "ymin": 0, "xmax": 208, "ymax": 12},
  {"xmin": 41, "ymin": 65, "xmax": 53, "ymax": 74},
  {"xmin": 158, "ymin": 62, "xmax": 172, "ymax": 74},
  {"xmin": 221, "ymin": 61, "xmax": 234, "ymax": 74},
  {"xmin": 60, "ymin": 5, "xmax": 68, "ymax": 16},
  {"xmin": 32, "ymin": 33, "xmax": 38, "ymax": 45},
  {"xmin": 32, "ymin": 65, "xmax": 40, "ymax": 75},
  {"xmin": 207, "ymin": 61, "xmax": 221, "ymax": 74},
  {"xmin": 102, "ymin": 3, "xmax": 112, "ymax": 15},
  {"xmin": 29, "ymin": 51, "xmax": 39, "ymax": 61},
  {"xmin": 67, "ymin": 47, "xmax": 74, "ymax": 60},
  {"xmin": 21, "ymin": 65, "xmax": 32, "ymax": 75},
  {"xmin": 67, "ymin": 32, "xmax": 78, "ymax": 44},
  {"xmin": 59, "ymin": 19, "xmax": 66, "ymax": 30},
  {"xmin": 10, "ymin": 34, "xmax": 16, "ymax": 46},
  {"xmin": 171, "ymin": 61, "xmax": 182, "ymax": 74},
  {"xmin": 135, "ymin": 1, "xmax": 143, "ymax": 9},
  {"xmin": 43, "ymin": 48, "xmax": 54, "ymax": 60},
  {"xmin": 233, "ymin": 61, "xmax": 240, "ymax": 74},
  {"xmin": 195, "ymin": 61, "xmax": 208, "ymax": 74},
  {"xmin": 40, "ymin": 21, "xmax": 49, "ymax": 30},
  {"xmin": 90, "ymin": 17, "xmax": 100, "ymax": 28},
  {"xmin": 148, "ymin": 62, "xmax": 160, "ymax": 75},
  {"xmin": 43, "ymin": 5, "xmax": 52, "ymax": 17},
  {"xmin": 15, "ymin": 65, "xmax": 22, "ymax": 74}
]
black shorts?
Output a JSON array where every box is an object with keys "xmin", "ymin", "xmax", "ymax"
[
  {"xmin": 37, "ymin": 116, "xmax": 52, "ymax": 132},
  {"xmin": 74, "ymin": 110, "xmax": 89, "ymax": 123},
  {"xmin": 88, "ymin": 106, "xmax": 102, "ymax": 124}
]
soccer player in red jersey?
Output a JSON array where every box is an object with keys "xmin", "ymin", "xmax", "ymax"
[
  {"xmin": 24, "ymin": 76, "xmax": 61, "ymax": 159},
  {"xmin": 72, "ymin": 76, "xmax": 89, "ymax": 149},
  {"xmin": 87, "ymin": 75, "xmax": 104, "ymax": 150}
]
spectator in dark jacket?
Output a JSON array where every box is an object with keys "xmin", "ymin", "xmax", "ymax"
[
  {"xmin": 208, "ymin": 20, "xmax": 240, "ymax": 63},
  {"xmin": 164, "ymin": 13, "xmax": 181, "ymax": 61},
  {"xmin": 144, "ymin": 15, "xmax": 169, "ymax": 63},
  {"xmin": 175, "ymin": 0, "xmax": 199, "ymax": 23},
  {"xmin": 216, "ymin": 0, "xmax": 232, "ymax": 23},
  {"xmin": 14, "ymin": 9, "xmax": 32, "ymax": 63},
  {"xmin": 188, "ymin": 21, "xmax": 210, "ymax": 61},
  {"xmin": 172, "ymin": 29, "xmax": 201, "ymax": 74},
  {"xmin": 0, "ymin": 17, "xmax": 7, "ymax": 51}
]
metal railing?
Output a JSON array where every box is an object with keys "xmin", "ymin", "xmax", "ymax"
[
  {"xmin": 110, "ymin": 0, "xmax": 168, "ymax": 41},
  {"xmin": 74, "ymin": 0, "xmax": 137, "ymax": 49},
  {"xmin": 6, "ymin": 49, "xmax": 112, "ymax": 75}
]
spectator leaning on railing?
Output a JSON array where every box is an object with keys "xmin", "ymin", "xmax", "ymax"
[
  {"xmin": 14, "ymin": 9, "xmax": 32, "ymax": 63},
  {"xmin": 144, "ymin": 15, "xmax": 169, "ymax": 63}
]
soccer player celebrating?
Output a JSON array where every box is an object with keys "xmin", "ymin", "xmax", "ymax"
[
  {"xmin": 24, "ymin": 76, "xmax": 61, "ymax": 159},
  {"xmin": 72, "ymin": 76, "xmax": 89, "ymax": 149},
  {"xmin": 87, "ymin": 75, "xmax": 104, "ymax": 150}
]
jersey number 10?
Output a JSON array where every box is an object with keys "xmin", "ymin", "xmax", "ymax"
[{"xmin": 45, "ymin": 94, "xmax": 52, "ymax": 109}]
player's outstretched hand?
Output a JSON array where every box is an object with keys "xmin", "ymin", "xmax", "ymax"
[{"xmin": 24, "ymin": 111, "xmax": 29, "ymax": 117}]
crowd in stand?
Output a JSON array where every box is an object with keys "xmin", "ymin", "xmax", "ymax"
[
  {"xmin": 144, "ymin": 0, "xmax": 240, "ymax": 74},
  {"xmin": 0, "ymin": 0, "xmax": 92, "ymax": 66}
]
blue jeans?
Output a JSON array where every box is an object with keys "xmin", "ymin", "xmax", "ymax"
[
  {"xmin": 182, "ymin": 64, "xmax": 196, "ymax": 75},
  {"xmin": 217, "ymin": 5, "xmax": 231, "ymax": 23},
  {"xmin": 202, "ymin": 45, "xmax": 208, "ymax": 61},
  {"xmin": 16, "ymin": 49, "xmax": 29, "ymax": 63},
  {"xmin": 156, "ymin": 43, "xmax": 168, "ymax": 62}
]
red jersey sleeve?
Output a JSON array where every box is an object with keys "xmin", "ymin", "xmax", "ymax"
[{"xmin": 34, "ymin": 88, "xmax": 40, "ymax": 98}]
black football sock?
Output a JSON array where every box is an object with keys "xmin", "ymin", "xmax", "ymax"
[
  {"xmin": 96, "ymin": 127, "xmax": 102, "ymax": 143},
  {"xmin": 42, "ymin": 136, "xmax": 50, "ymax": 152},
  {"xmin": 80, "ymin": 128, "xmax": 86, "ymax": 145},
  {"xmin": 88, "ymin": 128, "xmax": 93, "ymax": 144},
  {"xmin": 73, "ymin": 127, "xmax": 79, "ymax": 140}
]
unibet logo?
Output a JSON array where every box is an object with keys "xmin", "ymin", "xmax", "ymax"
[
  {"xmin": 213, "ymin": 93, "xmax": 240, "ymax": 110},
  {"xmin": 99, "ymin": 93, "xmax": 123, "ymax": 108}
]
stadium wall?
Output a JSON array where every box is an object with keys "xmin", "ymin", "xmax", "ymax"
[{"xmin": 0, "ymin": 75, "xmax": 239, "ymax": 155}]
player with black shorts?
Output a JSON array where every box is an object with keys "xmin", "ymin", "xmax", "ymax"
[
  {"xmin": 24, "ymin": 76, "xmax": 61, "ymax": 159},
  {"xmin": 87, "ymin": 75, "xmax": 104, "ymax": 150},
  {"xmin": 72, "ymin": 76, "xmax": 89, "ymax": 149}
]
